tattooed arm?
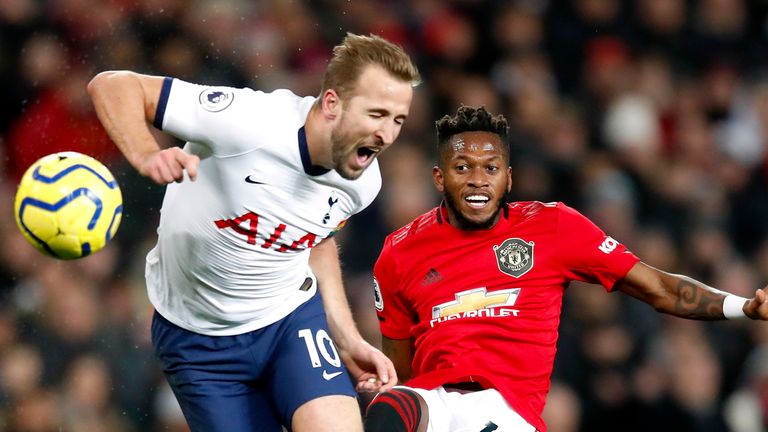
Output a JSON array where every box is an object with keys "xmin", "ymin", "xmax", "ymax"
[{"xmin": 615, "ymin": 262, "xmax": 768, "ymax": 320}]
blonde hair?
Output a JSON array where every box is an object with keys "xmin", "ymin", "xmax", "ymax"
[{"xmin": 320, "ymin": 33, "xmax": 420, "ymax": 100}]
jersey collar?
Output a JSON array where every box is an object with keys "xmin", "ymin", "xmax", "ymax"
[{"xmin": 298, "ymin": 126, "xmax": 331, "ymax": 176}]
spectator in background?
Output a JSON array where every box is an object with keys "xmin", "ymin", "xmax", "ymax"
[{"xmin": 6, "ymin": 60, "xmax": 119, "ymax": 182}]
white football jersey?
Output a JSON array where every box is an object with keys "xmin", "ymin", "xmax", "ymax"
[{"xmin": 146, "ymin": 78, "xmax": 381, "ymax": 335}]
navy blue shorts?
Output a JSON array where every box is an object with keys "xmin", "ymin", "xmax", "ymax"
[{"xmin": 151, "ymin": 292, "xmax": 357, "ymax": 431}]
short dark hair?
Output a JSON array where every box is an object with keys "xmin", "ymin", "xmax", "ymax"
[{"xmin": 435, "ymin": 105, "xmax": 509, "ymax": 157}]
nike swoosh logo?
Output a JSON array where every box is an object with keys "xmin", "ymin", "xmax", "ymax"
[
  {"xmin": 245, "ymin": 175, "xmax": 265, "ymax": 185},
  {"xmin": 322, "ymin": 370, "xmax": 343, "ymax": 381}
]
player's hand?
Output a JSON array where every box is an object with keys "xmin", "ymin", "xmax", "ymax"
[
  {"xmin": 339, "ymin": 339, "xmax": 398, "ymax": 393},
  {"xmin": 744, "ymin": 288, "xmax": 768, "ymax": 319},
  {"xmin": 138, "ymin": 147, "xmax": 199, "ymax": 184}
]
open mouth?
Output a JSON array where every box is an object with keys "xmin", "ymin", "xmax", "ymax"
[
  {"xmin": 355, "ymin": 146, "xmax": 379, "ymax": 166},
  {"xmin": 464, "ymin": 194, "xmax": 490, "ymax": 208}
]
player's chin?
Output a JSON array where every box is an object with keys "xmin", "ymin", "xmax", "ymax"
[
  {"xmin": 337, "ymin": 157, "xmax": 371, "ymax": 180},
  {"xmin": 337, "ymin": 164, "xmax": 365, "ymax": 180},
  {"xmin": 460, "ymin": 207, "xmax": 499, "ymax": 228}
]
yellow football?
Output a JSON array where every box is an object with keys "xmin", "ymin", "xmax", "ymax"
[{"xmin": 13, "ymin": 152, "xmax": 123, "ymax": 259}]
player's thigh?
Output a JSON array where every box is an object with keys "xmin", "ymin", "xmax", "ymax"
[
  {"xmin": 402, "ymin": 386, "xmax": 535, "ymax": 432},
  {"xmin": 266, "ymin": 293, "xmax": 358, "ymax": 426},
  {"xmin": 167, "ymin": 379, "xmax": 282, "ymax": 432},
  {"xmin": 151, "ymin": 311, "xmax": 281, "ymax": 432},
  {"xmin": 292, "ymin": 394, "xmax": 362, "ymax": 432},
  {"xmin": 460, "ymin": 388, "xmax": 536, "ymax": 431}
]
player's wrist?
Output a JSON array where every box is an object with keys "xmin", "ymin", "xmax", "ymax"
[
  {"xmin": 324, "ymin": 320, "xmax": 361, "ymax": 349},
  {"xmin": 723, "ymin": 294, "xmax": 748, "ymax": 319},
  {"xmin": 335, "ymin": 332, "xmax": 365, "ymax": 351}
]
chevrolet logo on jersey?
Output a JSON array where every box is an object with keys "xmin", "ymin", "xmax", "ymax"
[{"xmin": 431, "ymin": 287, "xmax": 521, "ymax": 319}]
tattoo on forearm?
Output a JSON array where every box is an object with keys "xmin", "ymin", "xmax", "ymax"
[{"xmin": 674, "ymin": 280, "xmax": 724, "ymax": 320}]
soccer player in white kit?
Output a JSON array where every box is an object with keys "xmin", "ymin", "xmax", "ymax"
[{"xmin": 87, "ymin": 33, "xmax": 420, "ymax": 432}]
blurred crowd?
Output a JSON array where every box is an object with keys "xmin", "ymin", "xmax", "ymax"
[{"xmin": 2, "ymin": 0, "xmax": 768, "ymax": 431}]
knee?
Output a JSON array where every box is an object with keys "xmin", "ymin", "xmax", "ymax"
[{"xmin": 363, "ymin": 388, "xmax": 425, "ymax": 432}]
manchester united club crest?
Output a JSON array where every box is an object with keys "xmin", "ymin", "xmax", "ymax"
[{"xmin": 493, "ymin": 238, "xmax": 534, "ymax": 278}]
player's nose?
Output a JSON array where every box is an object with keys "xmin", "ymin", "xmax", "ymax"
[
  {"xmin": 467, "ymin": 168, "xmax": 490, "ymax": 186},
  {"xmin": 376, "ymin": 123, "xmax": 397, "ymax": 147}
]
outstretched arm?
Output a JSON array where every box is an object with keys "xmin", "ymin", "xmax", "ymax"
[
  {"xmin": 616, "ymin": 262, "xmax": 768, "ymax": 320},
  {"xmin": 310, "ymin": 238, "xmax": 397, "ymax": 392},
  {"xmin": 87, "ymin": 71, "xmax": 198, "ymax": 184}
]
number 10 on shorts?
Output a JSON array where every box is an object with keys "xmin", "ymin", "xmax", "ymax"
[{"xmin": 298, "ymin": 329, "xmax": 342, "ymax": 368}]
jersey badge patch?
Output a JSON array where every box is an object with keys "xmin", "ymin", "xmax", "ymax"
[
  {"xmin": 493, "ymin": 238, "xmax": 534, "ymax": 278},
  {"xmin": 199, "ymin": 88, "xmax": 234, "ymax": 112},
  {"xmin": 322, "ymin": 191, "xmax": 340, "ymax": 224},
  {"xmin": 373, "ymin": 277, "xmax": 384, "ymax": 311}
]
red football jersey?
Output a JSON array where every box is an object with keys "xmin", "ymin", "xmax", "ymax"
[{"xmin": 373, "ymin": 201, "xmax": 640, "ymax": 432}]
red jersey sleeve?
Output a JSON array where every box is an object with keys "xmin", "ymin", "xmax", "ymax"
[
  {"xmin": 556, "ymin": 204, "xmax": 640, "ymax": 291},
  {"xmin": 373, "ymin": 236, "xmax": 415, "ymax": 339}
]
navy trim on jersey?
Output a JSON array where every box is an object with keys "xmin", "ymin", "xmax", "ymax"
[
  {"xmin": 153, "ymin": 77, "xmax": 173, "ymax": 130},
  {"xmin": 298, "ymin": 126, "xmax": 331, "ymax": 176}
]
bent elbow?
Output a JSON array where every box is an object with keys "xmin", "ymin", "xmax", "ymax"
[
  {"xmin": 87, "ymin": 71, "xmax": 111, "ymax": 96},
  {"xmin": 86, "ymin": 70, "xmax": 129, "ymax": 97}
]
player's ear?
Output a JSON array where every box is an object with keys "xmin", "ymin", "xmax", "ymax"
[
  {"xmin": 321, "ymin": 89, "xmax": 341, "ymax": 119},
  {"xmin": 433, "ymin": 166, "xmax": 445, "ymax": 193},
  {"xmin": 506, "ymin": 166, "xmax": 512, "ymax": 194}
]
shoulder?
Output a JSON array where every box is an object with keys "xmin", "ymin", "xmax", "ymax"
[
  {"xmin": 261, "ymin": 88, "xmax": 315, "ymax": 106},
  {"xmin": 171, "ymin": 80, "xmax": 315, "ymax": 121},
  {"xmin": 238, "ymin": 89, "xmax": 315, "ymax": 143},
  {"xmin": 197, "ymin": 84, "xmax": 313, "ymax": 112},
  {"xmin": 193, "ymin": 84, "xmax": 305, "ymax": 101},
  {"xmin": 505, "ymin": 201, "xmax": 592, "ymax": 233},
  {"xmin": 377, "ymin": 208, "xmax": 439, "ymax": 274},
  {"xmin": 237, "ymin": 88, "xmax": 315, "ymax": 114},
  {"xmin": 508, "ymin": 200, "xmax": 570, "ymax": 219},
  {"xmin": 385, "ymin": 207, "xmax": 441, "ymax": 249}
]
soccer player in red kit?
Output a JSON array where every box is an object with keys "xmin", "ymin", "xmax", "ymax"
[{"xmin": 363, "ymin": 106, "xmax": 768, "ymax": 432}]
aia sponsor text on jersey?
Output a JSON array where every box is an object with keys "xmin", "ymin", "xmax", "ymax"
[{"xmin": 214, "ymin": 211, "xmax": 338, "ymax": 252}]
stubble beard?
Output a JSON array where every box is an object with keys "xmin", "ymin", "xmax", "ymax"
[
  {"xmin": 444, "ymin": 192, "xmax": 501, "ymax": 230},
  {"xmin": 330, "ymin": 125, "xmax": 363, "ymax": 180}
]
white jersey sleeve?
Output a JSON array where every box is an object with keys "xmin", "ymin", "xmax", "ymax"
[{"xmin": 153, "ymin": 77, "xmax": 272, "ymax": 157}]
